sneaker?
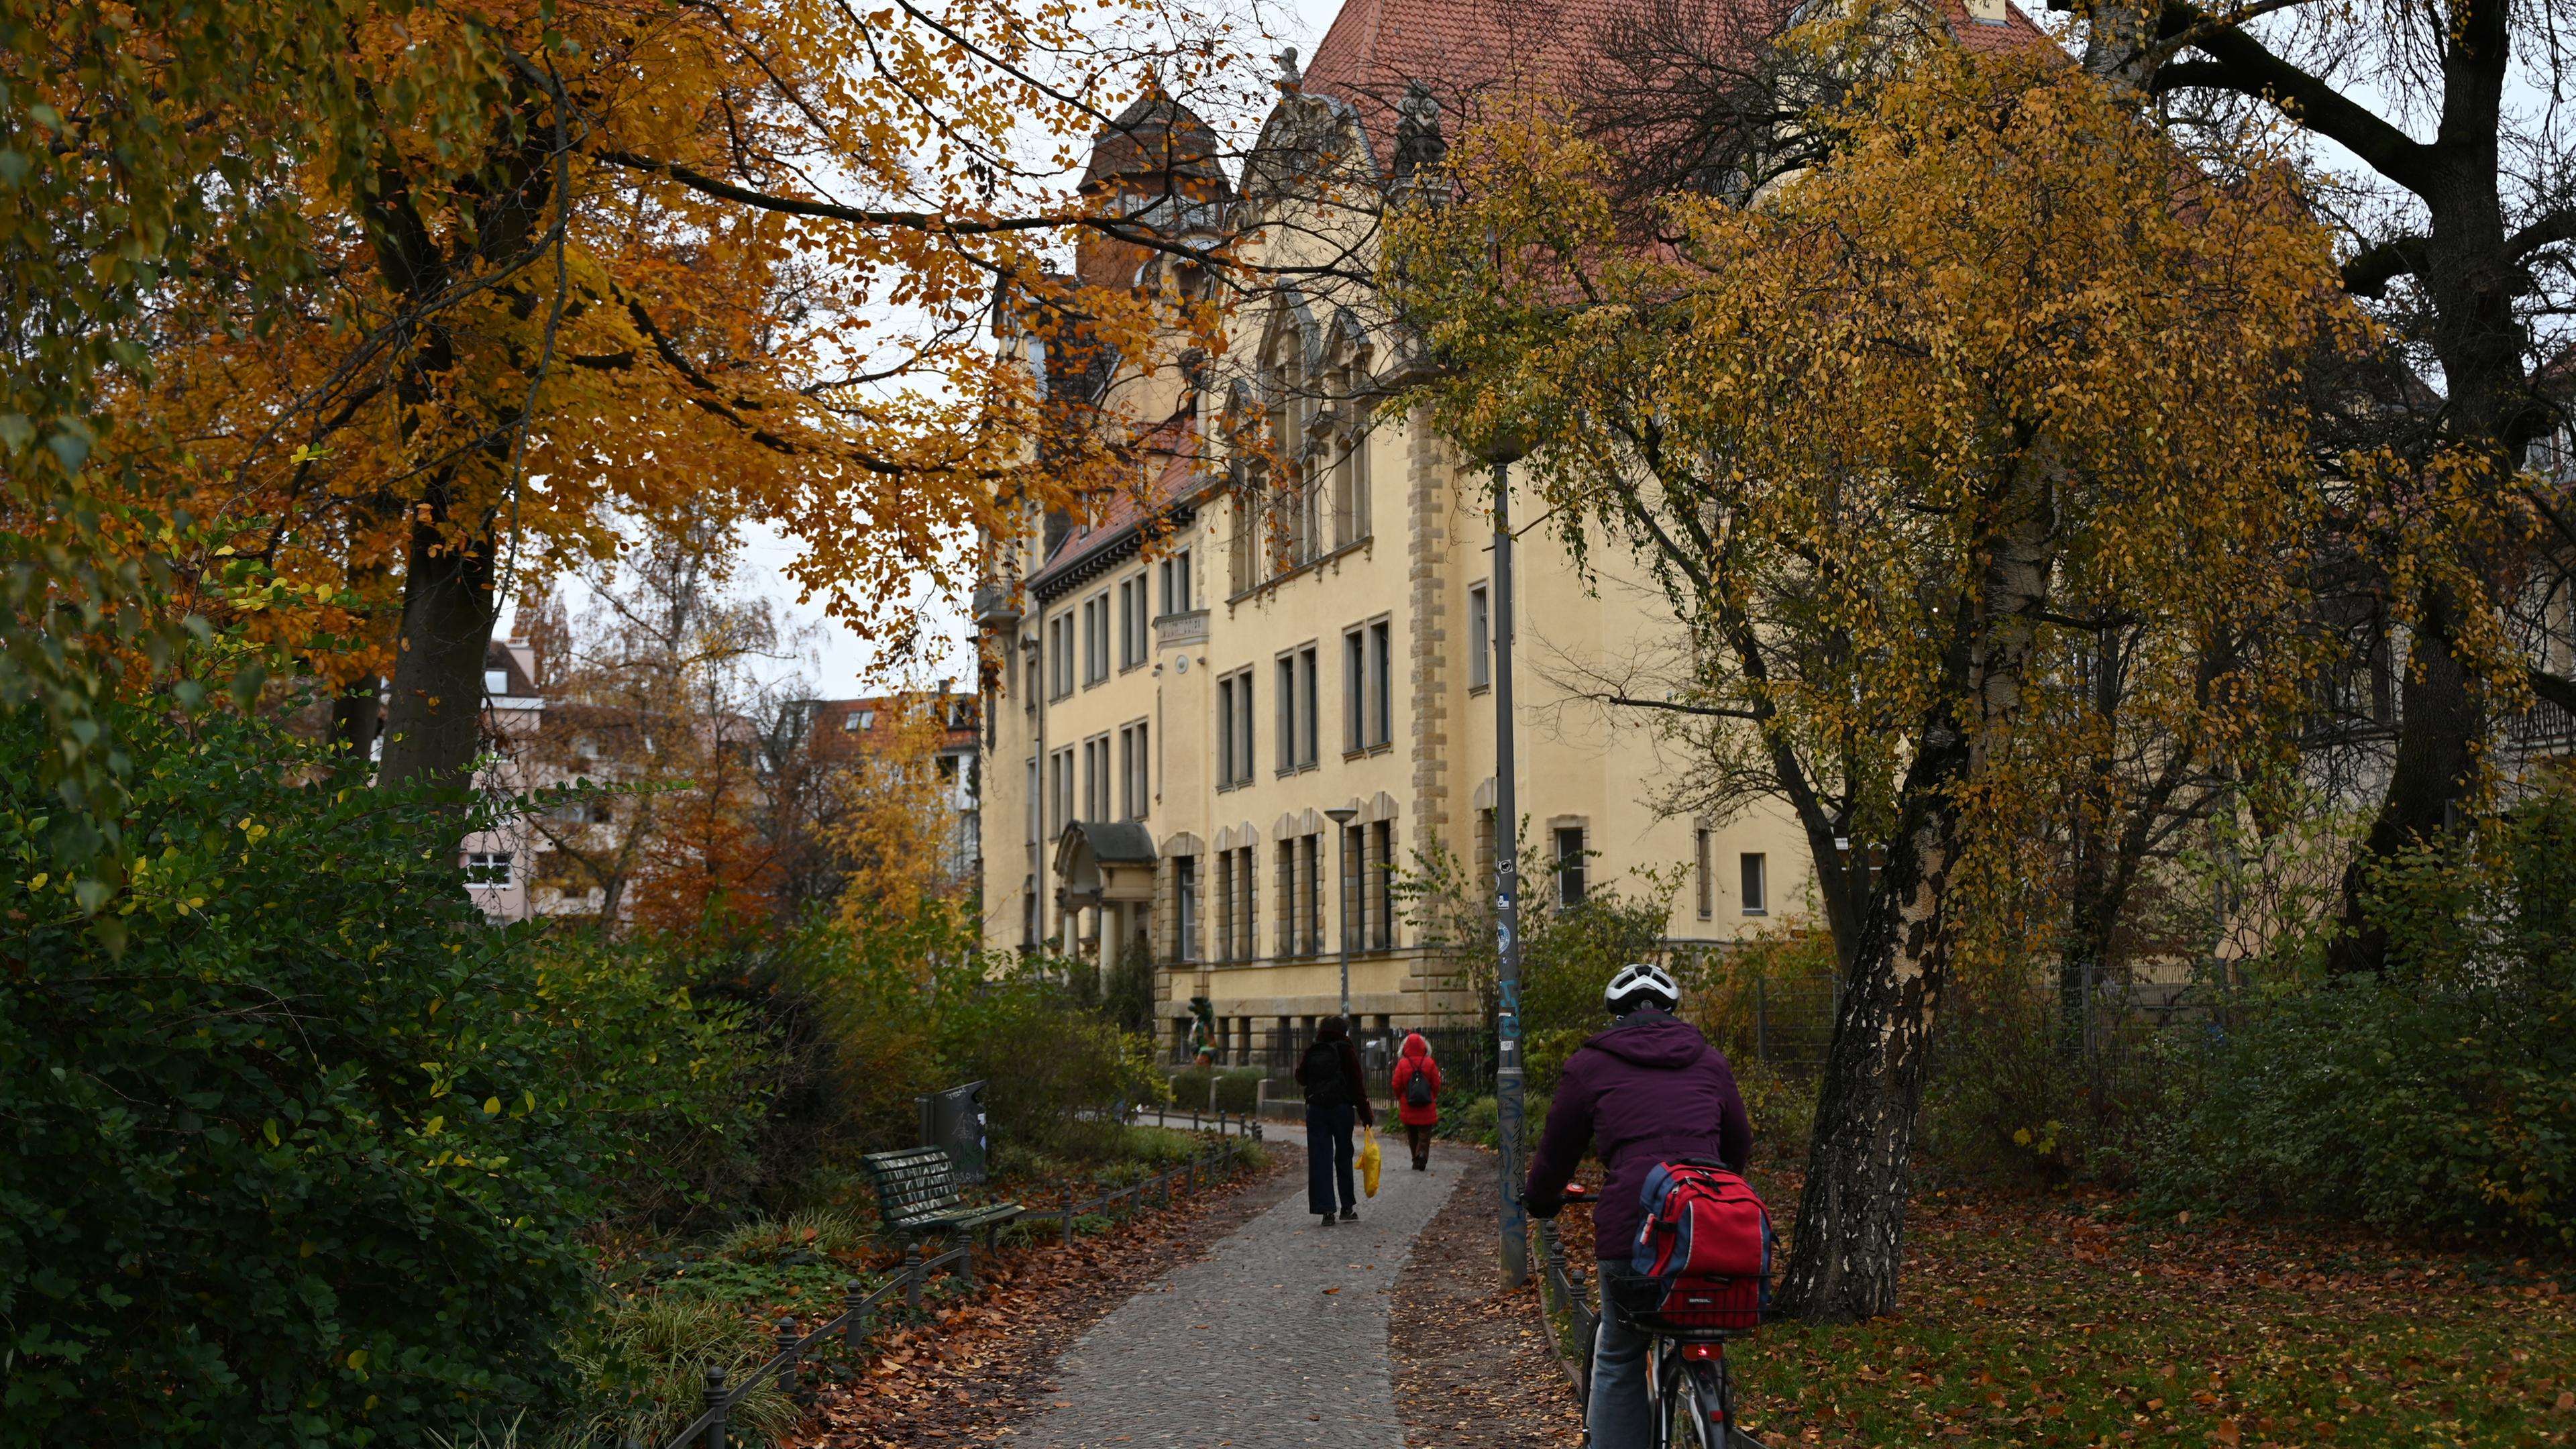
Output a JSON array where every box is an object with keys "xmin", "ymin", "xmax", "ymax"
[
  {"xmin": 1320, "ymin": 1213, "xmax": 1336, "ymax": 1227},
  {"xmin": 1340, "ymin": 1207, "xmax": 1358, "ymax": 1222}
]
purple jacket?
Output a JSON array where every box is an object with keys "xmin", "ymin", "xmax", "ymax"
[{"xmin": 1523, "ymin": 1011, "xmax": 1754, "ymax": 1260}]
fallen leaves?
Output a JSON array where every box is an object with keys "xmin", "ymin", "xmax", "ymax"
[
  {"xmin": 1733, "ymin": 1181, "xmax": 2576, "ymax": 1448},
  {"xmin": 794, "ymin": 1151, "xmax": 1291, "ymax": 1447}
]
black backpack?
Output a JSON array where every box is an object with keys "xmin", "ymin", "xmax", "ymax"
[
  {"xmin": 1300, "ymin": 1041, "xmax": 1345, "ymax": 1107},
  {"xmin": 1403, "ymin": 1061, "xmax": 1433, "ymax": 1108}
]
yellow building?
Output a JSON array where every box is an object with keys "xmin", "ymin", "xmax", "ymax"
[{"xmin": 975, "ymin": 2, "xmax": 1871, "ymax": 1055}]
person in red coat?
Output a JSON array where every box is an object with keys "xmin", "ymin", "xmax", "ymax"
[{"xmin": 1391, "ymin": 1032, "xmax": 1444, "ymax": 1170}]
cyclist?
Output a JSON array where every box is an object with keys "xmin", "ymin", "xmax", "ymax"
[{"xmin": 1525, "ymin": 962, "xmax": 1754, "ymax": 1449}]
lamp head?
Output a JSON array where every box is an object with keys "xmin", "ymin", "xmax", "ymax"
[{"xmin": 1324, "ymin": 806, "xmax": 1359, "ymax": 826}]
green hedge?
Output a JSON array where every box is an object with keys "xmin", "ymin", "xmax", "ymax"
[
  {"xmin": 0, "ymin": 698, "xmax": 769, "ymax": 1446},
  {"xmin": 2140, "ymin": 777, "xmax": 2576, "ymax": 1245}
]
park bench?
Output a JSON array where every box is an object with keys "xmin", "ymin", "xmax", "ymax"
[{"xmin": 861, "ymin": 1146, "xmax": 1022, "ymax": 1252}]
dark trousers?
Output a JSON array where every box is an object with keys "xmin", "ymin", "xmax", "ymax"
[
  {"xmin": 1405, "ymin": 1123, "xmax": 1434, "ymax": 1168},
  {"xmin": 1305, "ymin": 1103, "xmax": 1356, "ymax": 1214}
]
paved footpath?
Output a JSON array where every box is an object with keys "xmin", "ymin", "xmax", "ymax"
[{"xmin": 1001, "ymin": 1132, "xmax": 1466, "ymax": 1448}]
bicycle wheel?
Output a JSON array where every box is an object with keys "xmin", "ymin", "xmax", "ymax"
[{"xmin": 1665, "ymin": 1355, "xmax": 1731, "ymax": 1448}]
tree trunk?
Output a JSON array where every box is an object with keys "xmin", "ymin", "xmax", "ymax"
[
  {"xmin": 2325, "ymin": 596, "xmax": 2483, "ymax": 971},
  {"xmin": 330, "ymin": 678, "xmax": 382, "ymax": 760},
  {"xmin": 376, "ymin": 519, "xmax": 500, "ymax": 792},
  {"xmin": 1780, "ymin": 437, "xmax": 2057, "ymax": 1322},
  {"xmin": 1774, "ymin": 725, "xmax": 1968, "ymax": 1320}
]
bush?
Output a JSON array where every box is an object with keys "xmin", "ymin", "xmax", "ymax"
[
  {"xmin": 796, "ymin": 926, "xmax": 1166, "ymax": 1163},
  {"xmin": 0, "ymin": 696, "xmax": 770, "ymax": 1445},
  {"xmin": 1167, "ymin": 1066, "xmax": 1264, "ymax": 1114},
  {"xmin": 1917, "ymin": 975, "xmax": 2163, "ymax": 1187},
  {"xmin": 2140, "ymin": 779, "xmax": 2576, "ymax": 1244}
]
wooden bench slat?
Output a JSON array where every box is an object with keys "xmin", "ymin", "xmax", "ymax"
[{"xmin": 863, "ymin": 1146, "xmax": 1021, "ymax": 1242}]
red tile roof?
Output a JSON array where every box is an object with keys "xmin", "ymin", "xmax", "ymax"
[
  {"xmin": 1300, "ymin": 0, "xmax": 2055, "ymax": 172},
  {"xmin": 1027, "ymin": 429, "xmax": 1209, "ymax": 594}
]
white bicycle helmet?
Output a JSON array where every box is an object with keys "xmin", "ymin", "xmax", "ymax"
[{"xmin": 1603, "ymin": 961, "xmax": 1680, "ymax": 1014}]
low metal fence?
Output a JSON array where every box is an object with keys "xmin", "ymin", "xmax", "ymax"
[
  {"xmin": 1528, "ymin": 1216, "xmax": 1601, "ymax": 1402},
  {"xmin": 630, "ymin": 1119, "xmax": 1263, "ymax": 1449}
]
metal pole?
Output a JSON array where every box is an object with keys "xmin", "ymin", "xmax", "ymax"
[{"xmin": 1491, "ymin": 455, "xmax": 1530, "ymax": 1289}]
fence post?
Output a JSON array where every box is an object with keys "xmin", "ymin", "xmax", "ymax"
[
  {"xmin": 844, "ymin": 1279, "xmax": 867, "ymax": 1352},
  {"xmin": 774, "ymin": 1317, "xmax": 799, "ymax": 1393},
  {"xmin": 1061, "ymin": 1189, "xmax": 1075, "ymax": 1243},
  {"xmin": 701, "ymin": 1365, "xmax": 729, "ymax": 1449},
  {"xmin": 903, "ymin": 1245, "xmax": 923, "ymax": 1316}
]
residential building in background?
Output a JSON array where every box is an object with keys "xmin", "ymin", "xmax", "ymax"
[{"xmin": 970, "ymin": 0, "xmax": 2039, "ymax": 1051}]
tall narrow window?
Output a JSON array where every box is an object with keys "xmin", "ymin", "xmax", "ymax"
[
  {"xmin": 1024, "ymin": 758, "xmax": 1038, "ymax": 846},
  {"xmin": 1237, "ymin": 846, "xmax": 1257, "ymax": 959},
  {"xmin": 1741, "ymin": 853, "xmax": 1768, "ymax": 915},
  {"xmin": 1215, "ymin": 851, "xmax": 1235, "ymax": 961},
  {"xmin": 1368, "ymin": 619, "xmax": 1393, "ymax": 747},
  {"xmin": 1235, "ymin": 673, "xmax": 1255, "ymax": 784},
  {"xmin": 1370, "ymin": 820, "xmax": 1395, "ymax": 949},
  {"xmin": 1130, "ymin": 572, "xmax": 1150, "ymax": 663},
  {"xmin": 1116, "ymin": 581, "xmax": 1133, "ymax": 668},
  {"xmin": 1217, "ymin": 676, "xmax": 1238, "ymax": 787},
  {"xmin": 1119, "ymin": 723, "xmax": 1148, "ymax": 819},
  {"xmin": 1468, "ymin": 584, "xmax": 1491, "ymax": 690},
  {"xmin": 1177, "ymin": 855, "xmax": 1200, "ymax": 961},
  {"xmin": 1344, "ymin": 629, "xmax": 1366, "ymax": 753},
  {"xmin": 1158, "ymin": 559, "xmax": 1173, "ymax": 617},
  {"xmin": 1696, "ymin": 828, "xmax": 1715, "ymax": 919},
  {"xmin": 1175, "ymin": 548, "xmax": 1192, "ymax": 611},
  {"xmin": 1051, "ymin": 747, "xmax": 1074, "ymax": 839},
  {"xmin": 1556, "ymin": 826, "xmax": 1588, "ymax": 907},
  {"xmin": 1276, "ymin": 655, "xmax": 1297, "ymax": 773},
  {"xmin": 1298, "ymin": 647, "xmax": 1319, "ymax": 767},
  {"xmin": 1275, "ymin": 842, "xmax": 1292, "ymax": 957},
  {"xmin": 1301, "ymin": 833, "xmax": 1323, "ymax": 955},
  {"xmin": 1349, "ymin": 401, "xmax": 1373, "ymax": 538},
  {"xmin": 1342, "ymin": 822, "xmax": 1366, "ymax": 950}
]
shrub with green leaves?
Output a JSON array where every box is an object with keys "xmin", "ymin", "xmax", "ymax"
[
  {"xmin": 2141, "ymin": 777, "xmax": 2576, "ymax": 1244},
  {"xmin": 0, "ymin": 698, "xmax": 770, "ymax": 1446}
]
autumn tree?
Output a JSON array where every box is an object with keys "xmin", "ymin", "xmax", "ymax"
[
  {"xmin": 832, "ymin": 691, "xmax": 977, "ymax": 934},
  {"xmin": 511, "ymin": 531, "xmax": 806, "ymax": 936},
  {"xmin": 1, "ymin": 0, "xmax": 1252, "ymax": 908},
  {"xmin": 1386, "ymin": 41, "xmax": 2352, "ymax": 1320},
  {"xmin": 2078, "ymin": 0, "xmax": 2576, "ymax": 970}
]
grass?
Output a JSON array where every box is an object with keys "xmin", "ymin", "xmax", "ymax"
[{"xmin": 1723, "ymin": 1185, "xmax": 2576, "ymax": 1448}]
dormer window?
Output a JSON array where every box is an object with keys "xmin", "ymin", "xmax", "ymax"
[
  {"xmin": 484, "ymin": 669, "xmax": 508, "ymax": 696},
  {"xmin": 845, "ymin": 708, "xmax": 877, "ymax": 733}
]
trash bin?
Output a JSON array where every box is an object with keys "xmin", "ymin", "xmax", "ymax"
[{"xmin": 918, "ymin": 1080, "xmax": 989, "ymax": 1183}]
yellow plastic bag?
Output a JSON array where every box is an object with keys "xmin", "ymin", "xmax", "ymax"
[{"xmin": 1359, "ymin": 1126, "xmax": 1383, "ymax": 1198}]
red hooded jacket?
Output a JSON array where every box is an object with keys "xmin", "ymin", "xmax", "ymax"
[{"xmin": 1391, "ymin": 1032, "xmax": 1443, "ymax": 1126}]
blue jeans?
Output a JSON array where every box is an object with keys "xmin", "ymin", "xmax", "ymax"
[
  {"xmin": 1305, "ymin": 1103, "xmax": 1356, "ymax": 1214},
  {"xmin": 1587, "ymin": 1260, "xmax": 1655, "ymax": 1449}
]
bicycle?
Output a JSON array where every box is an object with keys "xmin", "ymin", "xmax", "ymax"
[{"xmin": 1553, "ymin": 1181, "xmax": 1767, "ymax": 1449}]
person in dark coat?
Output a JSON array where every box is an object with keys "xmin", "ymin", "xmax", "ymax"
[
  {"xmin": 1391, "ymin": 1032, "xmax": 1443, "ymax": 1170},
  {"xmin": 1293, "ymin": 1016, "xmax": 1375, "ymax": 1226},
  {"xmin": 1525, "ymin": 963, "xmax": 1753, "ymax": 1449}
]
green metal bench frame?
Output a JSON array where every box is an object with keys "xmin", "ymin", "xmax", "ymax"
[{"xmin": 861, "ymin": 1146, "xmax": 1022, "ymax": 1248}]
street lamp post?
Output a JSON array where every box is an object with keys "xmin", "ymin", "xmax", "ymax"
[
  {"xmin": 1325, "ymin": 805, "xmax": 1359, "ymax": 1020},
  {"xmin": 1483, "ymin": 438, "xmax": 1531, "ymax": 1288}
]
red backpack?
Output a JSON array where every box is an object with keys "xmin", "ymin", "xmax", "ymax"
[{"xmin": 1628, "ymin": 1161, "xmax": 1772, "ymax": 1330}]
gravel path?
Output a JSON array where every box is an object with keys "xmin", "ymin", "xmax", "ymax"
[{"xmin": 1000, "ymin": 1130, "xmax": 1465, "ymax": 1448}]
